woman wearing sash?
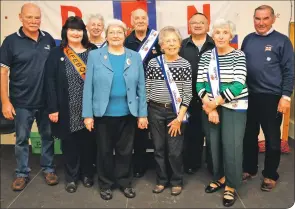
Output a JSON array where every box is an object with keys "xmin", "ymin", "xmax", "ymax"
[
  {"xmin": 82, "ymin": 19, "xmax": 148, "ymax": 200},
  {"xmin": 86, "ymin": 14, "xmax": 106, "ymax": 48},
  {"xmin": 44, "ymin": 16, "xmax": 97, "ymax": 193},
  {"xmin": 196, "ymin": 19, "xmax": 248, "ymax": 207},
  {"xmin": 146, "ymin": 26, "xmax": 192, "ymax": 196}
]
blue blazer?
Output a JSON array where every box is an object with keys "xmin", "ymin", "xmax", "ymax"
[{"xmin": 82, "ymin": 46, "xmax": 147, "ymax": 118}]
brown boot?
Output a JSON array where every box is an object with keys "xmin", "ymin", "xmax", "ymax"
[
  {"xmin": 43, "ymin": 172, "xmax": 59, "ymax": 186},
  {"xmin": 261, "ymin": 178, "xmax": 276, "ymax": 192},
  {"xmin": 11, "ymin": 177, "xmax": 30, "ymax": 191}
]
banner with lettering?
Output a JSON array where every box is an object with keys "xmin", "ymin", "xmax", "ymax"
[{"xmin": 1, "ymin": 0, "xmax": 293, "ymax": 49}]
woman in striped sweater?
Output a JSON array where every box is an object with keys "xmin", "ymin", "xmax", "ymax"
[
  {"xmin": 146, "ymin": 26, "xmax": 192, "ymax": 196},
  {"xmin": 196, "ymin": 19, "xmax": 248, "ymax": 207}
]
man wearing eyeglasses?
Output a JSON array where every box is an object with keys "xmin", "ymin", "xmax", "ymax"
[
  {"xmin": 179, "ymin": 13, "xmax": 215, "ymax": 175},
  {"xmin": 0, "ymin": 3, "xmax": 58, "ymax": 191}
]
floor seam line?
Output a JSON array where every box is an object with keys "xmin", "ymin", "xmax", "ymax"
[
  {"xmin": 236, "ymin": 191, "xmax": 247, "ymax": 208},
  {"xmin": 7, "ymin": 169, "xmax": 42, "ymax": 209},
  {"xmin": 125, "ymin": 197, "xmax": 129, "ymax": 208}
]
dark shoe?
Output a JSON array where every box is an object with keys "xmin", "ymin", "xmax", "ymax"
[
  {"xmin": 134, "ymin": 172, "xmax": 144, "ymax": 178},
  {"xmin": 223, "ymin": 190, "xmax": 236, "ymax": 207},
  {"xmin": 205, "ymin": 180, "xmax": 225, "ymax": 193},
  {"xmin": 171, "ymin": 186, "xmax": 182, "ymax": 196},
  {"xmin": 121, "ymin": 187, "xmax": 136, "ymax": 198},
  {"xmin": 65, "ymin": 182, "xmax": 77, "ymax": 193},
  {"xmin": 133, "ymin": 168, "xmax": 145, "ymax": 178},
  {"xmin": 82, "ymin": 176, "xmax": 94, "ymax": 188},
  {"xmin": 11, "ymin": 177, "xmax": 30, "ymax": 191},
  {"xmin": 261, "ymin": 178, "xmax": 276, "ymax": 192},
  {"xmin": 242, "ymin": 172, "xmax": 257, "ymax": 181},
  {"xmin": 152, "ymin": 185, "xmax": 165, "ymax": 194},
  {"xmin": 43, "ymin": 172, "xmax": 59, "ymax": 186},
  {"xmin": 100, "ymin": 188, "xmax": 113, "ymax": 200},
  {"xmin": 185, "ymin": 168, "xmax": 199, "ymax": 175}
]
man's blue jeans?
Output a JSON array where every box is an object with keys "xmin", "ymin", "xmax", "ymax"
[{"xmin": 14, "ymin": 108, "xmax": 55, "ymax": 177}]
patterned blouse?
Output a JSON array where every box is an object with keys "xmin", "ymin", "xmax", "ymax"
[{"xmin": 65, "ymin": 50, "xmax": 89, "ymax": 133}]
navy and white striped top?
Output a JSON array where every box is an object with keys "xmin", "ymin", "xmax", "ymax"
[{"xmin": 146, "ymin": 56, "xmax": 192, "ymax": 107}]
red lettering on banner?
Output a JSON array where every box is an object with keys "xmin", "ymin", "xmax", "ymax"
[
  {"xmin": 121, "ymin": 1, "xmax": 147, "ymax": 35},
  {"xmin": 61, "ymin": 6, "xmax": 82, "ymax": 26},
  {"xmin": 187, "ymin": 4, "xmax": 210, "ymax": 34}
]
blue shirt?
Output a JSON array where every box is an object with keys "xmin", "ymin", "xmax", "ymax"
[
  {"xmin": 241, "ymin": 30, "xmax": 294, "ymax": 97},
  {"xmin": 0, "ymin": 27, "xmax": 56, "ymax": 108},
  {"xmin": 104, "ymin": 53, "xmax": 130, "ymax": 116},
  {"xmin": 82, "ymin": 47, "xmax": 147, "ymax": 118}
]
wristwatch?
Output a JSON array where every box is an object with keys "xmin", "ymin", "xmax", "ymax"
[{"xmin": 282, "ymin": 95, "xmax": 291, "ymax": 102}]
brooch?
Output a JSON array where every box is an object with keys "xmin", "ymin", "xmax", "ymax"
[
  {"xmin": 60, "ymin": 57, "xmax": 64, "ymax": 61},
  {"xmin": 126, "ymin": 58, "xmax": 131, "ymax": 65},
  {"xmin": 104, "ymin": 55, "xmax": 107, "ymax": 60}
]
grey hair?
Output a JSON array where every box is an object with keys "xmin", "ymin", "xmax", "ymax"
[
  {"xmin": 131, "ymin": 8, "xmax": 149, "ymax": 25},
  {"xmin": 209, "ymin": 18, "xmax": 237, "ymax": 38},
  {"xmin": 105, "ymin": 19, "xmax": 127, "ymax": 36},
  {"xmin": 87, "ymin": 13, "xmax": 105, "ymax": 26},
  {"xmin": 158, "ymin": 26, "xmax": 182, "ymax": 46},
  {"xmin": 254, "ymin": 5, "xmax": 275, "ymax": 17}
]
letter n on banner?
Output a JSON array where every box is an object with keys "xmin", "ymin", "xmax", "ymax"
[
  {"xmin": 187, "ymin": 4, "xmax": 238, "ymax": 48},
  {"xmin": 187, "ymin": 4, "xmax": 211, "ymax": 34},
  {"xmin": 113, "ymin": 0, "xmax": 157, "ymax": 35}
]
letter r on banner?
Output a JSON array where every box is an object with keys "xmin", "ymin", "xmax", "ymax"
[{"xmin": 61, "ymin": 6, "xmax": 82, "ymax": 26}]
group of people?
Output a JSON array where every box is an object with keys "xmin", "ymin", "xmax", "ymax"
[{"xmin": 1, "ymin": 2, "xmax": 294, "ymax": 208}]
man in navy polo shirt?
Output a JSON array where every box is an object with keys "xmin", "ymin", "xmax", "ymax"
[
  {"xmin": 0, "ymin": 3, "xmax": 58, "ymax": 191},
  {"xmin": 242, "ymin": 5, "xmax": 294, "ymax": 191}
]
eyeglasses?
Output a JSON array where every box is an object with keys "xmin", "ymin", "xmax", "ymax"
[
  {"xmin": 108, "ymin": 31, "xmax": 124, "ymax": 36},
  {"xmin": 190, "ymin": 21, "xmax": 205, "ymax": 25},
  {"xmin": 24, "ymin": 16, "xmax": 41, "ymax": 22},
  {"xmin": 163, "ymin": 39, "xmax": 179, "ymax": 45}
]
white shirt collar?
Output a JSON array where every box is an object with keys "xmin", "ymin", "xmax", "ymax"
[{"xmin": 255, "ymin": 27, "xmax": 274, "ymax": 36}]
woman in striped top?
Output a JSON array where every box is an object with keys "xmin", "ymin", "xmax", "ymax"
[
  {"xmin": 146, "ymin": 26, "xmax": 192, "ymax": 196},
  {"xmin": 196, "ymin": 19, "xmax": 248, "ymax": 207}
]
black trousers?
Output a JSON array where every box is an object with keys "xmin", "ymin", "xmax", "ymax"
[
  {"xmin": 94, "ymin": 115, "xmax": 136, "ymax": 189},
  {"xmin": 183, "ymin": 98, "xmax": 205, "ymax": 170},
  {"xmin": 148, "ymin": 103, "xmax": 184, "ymax": 186},
  {"xmin": 61, "ymin": 128, "xmax": 95, "ymax": 183},
  {"xmin": 133, "ymin": 127, "xmax": 149, "ymax": 171},
  {"xmin": 243, "ymin": 93, "xmax": 282, "ymax": 181}
]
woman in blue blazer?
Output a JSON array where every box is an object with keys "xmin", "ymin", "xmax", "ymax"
[{"xmin": 82, "ymin": 19, "xmax": 148, "ymax": 200}]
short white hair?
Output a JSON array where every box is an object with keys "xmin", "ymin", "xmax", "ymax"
[
  {"xmin": 131, "ymin": 8, "xmax": 149, "ymax": 25},
  {"xmin": 158, "ymin": 26, "xmax": 182, "ymax": 46},
  {"xmin": 209, "ymin": 18, "xmax": 237, "ymax": 39},
  {"xmin": 105, "ymin": 19, "xmax": 127, "ymax": 36},
  {"xmin": 86, "ymin": 14, "xmax": 105, "ymax": 26}
]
